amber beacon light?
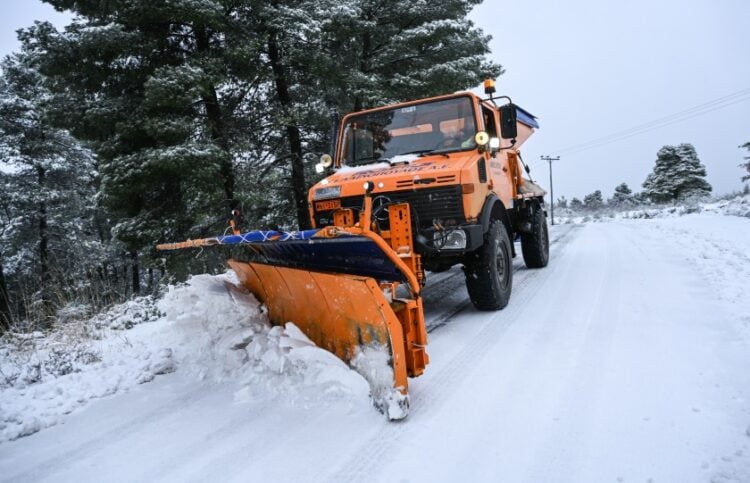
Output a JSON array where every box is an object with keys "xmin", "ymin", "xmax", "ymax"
[{"xmin": 483, "ymin": 78, "xmax": 496, "ymax": 95}]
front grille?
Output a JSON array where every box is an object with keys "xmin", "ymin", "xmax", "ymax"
[
  {"xmin": 396, "ymin": 175, "xmax": 456, "ymax": 189},
  {"xmin": 314, "ymin": 185, "xmax": 464, "ymax": 229},
  {"xmin": 477, "ymin": 158, "xmax": 487, "ymax": 182},
  {"xmin": 437, "ymin": 175, "xmax": 456, "ymax": 184}
]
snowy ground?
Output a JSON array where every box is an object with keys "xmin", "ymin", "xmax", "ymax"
[{"xmin": 1, "ymin": 208, "xmax": 749, "ymax": 482}]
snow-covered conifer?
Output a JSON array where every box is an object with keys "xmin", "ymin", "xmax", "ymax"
[
  {"xmin": 642, "ymin": 144, "xmax": 712, "ymax": 203},
  {"xmin": 317, "ymin": 0, "xmax": 503, "ymax": 112},
  {"xmin": 741, "ymin": 142, "xmax": 750, "ymax": 182},
  {"xmin": 610, "ymin": 182, "xmax": 634, "ymax": 207},
  {"xmin": 0, "ymin": 54, "xmax": 101, "ymax": 322},
  {"xmin": 583, "ymin": 190, "xmax": 604, "ymax": 210},
  {"xmin": 17, "ymin": 2, "xmax": 266, "ymax": 259}
]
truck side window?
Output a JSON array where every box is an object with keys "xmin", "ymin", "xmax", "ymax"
[{"xmin": 482, "ymin": 107, "xmax": 498, "ymax": 138}]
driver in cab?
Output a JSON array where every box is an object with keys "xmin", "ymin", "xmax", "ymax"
[{"xmin": 440, "ymin": 120, "xmax": 474, "ymax": 150}]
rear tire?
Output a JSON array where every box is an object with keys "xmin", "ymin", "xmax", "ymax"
[
  {"xmin": 521, "ymin": 207, "xmax": 549, "ymax": 268},
  {"xmin": 464, "ymin": 221, "xmax": 513, "ymax": 310}
]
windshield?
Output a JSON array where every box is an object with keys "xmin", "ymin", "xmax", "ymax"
[{"xmin": 340, "ymin": 96, "xmax": 477, "ymax": 166}]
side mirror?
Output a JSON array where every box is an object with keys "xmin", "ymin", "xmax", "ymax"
[{"xmin": 499, "ymin": 104, "xmax": 518, "ymax": 140}]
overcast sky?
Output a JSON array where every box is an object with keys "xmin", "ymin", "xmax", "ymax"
[
  {"xmin": 2, "ymin": 0, "xmax": 749, "ymax": 200},
  {"xmin": 469, "ymin": 0, "xmax": 750, "ymax": 200},
  {"xmin": 0, "ymin": 1, "xmax": 71, "ymax": 55}
]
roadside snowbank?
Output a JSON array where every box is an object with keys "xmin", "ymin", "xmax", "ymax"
[
  {"xmin": 557, "ymin": 193, "xmax": 750, "ymax": 224},
  {"xmin": 0, "ymin": 273, "xmax": 371, "ymax": 443},
  {"xmin": 640, "ymin": 214, "xmax": 750, "ymax": 338}
]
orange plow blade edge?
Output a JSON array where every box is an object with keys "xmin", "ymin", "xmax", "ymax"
[{"xmin": 229, "ymin": 260, "xmax": 411, "ymax": 417}]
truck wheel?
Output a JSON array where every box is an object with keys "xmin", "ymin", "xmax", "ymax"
[
  {"xmin": 521, "ymin": 208, "xmax": 549, "ymax": 268},
  {"xmin": 464, "ymin": 220, "xmax": 513, "ymax": 310}
]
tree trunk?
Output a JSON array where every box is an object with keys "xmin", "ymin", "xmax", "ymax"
[
  {"xmin": 352, "ymin": 27, "xmax": 373, "ymax": 112},
  {"xmin": 37, "ymin": 166, "xmax": 51, "ymax": 314},
  {"xmin": 267, "ymin": 31, "xmax": 311, "ymax": 230},
  {"xmin": 0, "ymin": 261, "xmax": 11, "ymax": 332},
  {"xmin": 130, "ymin": 251, "xmax": 140, "ymax": 295},
  {"xmin": 194, "ymin": 24, "xmax": 235, "ymax": 204},
  {"xmin": 122, "ymin": 262, "xmax": 129, "ymax": 296}
]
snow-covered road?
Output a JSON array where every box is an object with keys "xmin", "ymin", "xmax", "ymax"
[{"xmin": 1, "ymin": 216, "xmax": 749, "ymax": 482}]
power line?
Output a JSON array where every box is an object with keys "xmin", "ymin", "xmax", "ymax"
[
  {"xmin": 556, "ymin": 88, "xmax": 750, "ymax": 154},
  {"xmin": 553, "ymin": 87, "xmax": 750, "ymax": 156},
  {"xmin": 557, "ymin": 87, "xmax": 750, "ymax": 153}
]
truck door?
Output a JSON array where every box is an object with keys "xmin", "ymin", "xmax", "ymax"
[{"xmin": 483, "ymin": 105, "xmax": 513, "ymax": 207}]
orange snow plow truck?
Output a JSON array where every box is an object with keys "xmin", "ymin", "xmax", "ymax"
[{"xmin": 157, "ymin": 81, "xmax": 548, "ymax": 419}]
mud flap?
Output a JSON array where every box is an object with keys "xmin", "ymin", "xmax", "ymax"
[{"xmin": 229, "ymin": 260, "xmax": 410, "ymax": 419}]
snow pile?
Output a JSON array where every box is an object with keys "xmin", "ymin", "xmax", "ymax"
[
  {"xmin": 701, "ymin": 193, "xmax": 750, "ymax": 218},
  {"xmin": 0, "ymin": 272, "xmax": 372, "ymax": 443},
  {"xmin": 89, "ymin": 294, "xmax": 164, "ymax": 330},
  {"xmin": 351, "ymin": 345, "xmax": 409, "ymax": 420},
  {"xmin": 645, "ymin": 214, "xmax": 750, "ymax": 338},
  {"xmin": 335, "ymin": 161, "xmax": 391, "ymax": 173},
  {"xmin": 388, "ymin": 153, "xmax": 420, "ymax": 164}
]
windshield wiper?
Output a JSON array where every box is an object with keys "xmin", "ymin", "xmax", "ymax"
[
  {"xmin": 351, "ymin": 155, "xmax": 388, "ymax": 166},
  {"xmin": 394, "ymin": 149, "xmax": 449, "ymax": 159}
]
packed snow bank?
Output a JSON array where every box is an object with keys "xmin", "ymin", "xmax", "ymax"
[
  {"xmin": 639, "ymin": 214, "xmax": 750, "ymax": 338},
  {"xmin": 557, "ymin": 193, "xmax": 750, "ymax": 224},
  {"xmin": 0, "ymin": 273, "xmax": 371, "ymax": 443}
]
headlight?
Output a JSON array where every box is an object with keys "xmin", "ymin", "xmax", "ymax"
[
  {"xmin": 434, "ymin": 229, "xmax": 467, "ymax": 250},
  {"xmin": 313, "ymin": 186, "xmax": 341, "ymax": 200}
]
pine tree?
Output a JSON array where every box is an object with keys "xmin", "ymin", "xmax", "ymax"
[
  {"xmin": 20, "ymin": 1, "xmax": 268, "ymax": 260},
  {"xmin": 0, "ymin": 54, "xmax": 100, "ymax": 321},
  {"xmin": 610, "ymin": 182, "xmax": 634, "ymax": 207},
  {"xmin": 24, "ymin": 0, "xmax": 503, "ymax": 238},
  {"xmin": 255, "ymin": 0, "xmax": 504, "ymax": 227},
  {"xmin": 556, "ymin": 196, "xmax": 568, "ymax": 209},
  {"xmin": 583, "ymin": 190, "xmax": 604, "ymax": 210},
  {"xmin": 317, "ymin": 0, "xmax": 503, "ymax": 112},
  {"xmin": 570, "ymin": 198, "xmax": 583, "ymax": 211},
  {"xmin": 642, "ymin": 143, "xmax": 712, "ymax": 203},
  {"xmin": 0, "ymin": 174, "xmax": 14, "ymax": 330},
  {"xmin": 21, "ymin": 0, "xmax": 503, "ymax": 237},
  {"xmin": 741, "ymin": 142, "xmax": 750, "ymax": 182}
]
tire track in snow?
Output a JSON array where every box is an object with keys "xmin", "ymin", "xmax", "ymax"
[
  {"xmin": 423, "ymin": 224, "xmax": 578, "ymax": 332},
  {"xmin": 519, "ymin": 223, "xmax": 618, "ymax": 481},
  {"xmin": 325, "ymin": 225, "xmax": 582, "ymax": 483},
  {"xmin": 140, "ymin": 396, "xmax": 281, "ymax": 481},
  {"xmin": 154, "ymin": 401, "xmax": 323, "ymax": 482},
  {"xmin": 4, "ymin": 385, "xmax": 213, "ymax": 483}
]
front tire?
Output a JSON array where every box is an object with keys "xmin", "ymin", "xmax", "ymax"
[
  {"xmin": 521, "ymin": 207, "xmax": 549, "ymax": 268},
  {"xmin": 464, "ymin": 220, "xmax": 513, "ymax": 310}
]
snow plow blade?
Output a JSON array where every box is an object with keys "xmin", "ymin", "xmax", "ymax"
[{"xmin": 157, "ymin": 216, "xmax": 428, "ymax": 419}]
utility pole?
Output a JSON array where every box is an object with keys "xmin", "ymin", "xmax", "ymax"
[{"xmin": 540, "ymin": 155, "xmax": 560, "ymax": 225}]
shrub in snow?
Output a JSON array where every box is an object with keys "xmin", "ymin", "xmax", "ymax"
[
  {"xmin": 43, "ymin": 348, "xmax": 101, "ymax": 378},
  {"xmin": 609, "ymin": 182, "xmax": 635, "ymax": 208},
  {"xmin": 91, "ymin": 295, "xmax": 163, "ymax": 330}
]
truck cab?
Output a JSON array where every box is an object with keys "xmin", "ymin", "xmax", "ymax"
[{"xmin": 309, "ymin": 87, "xmax": 549, "ymax": 310}]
